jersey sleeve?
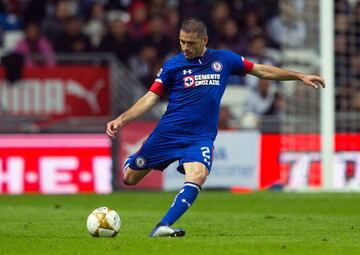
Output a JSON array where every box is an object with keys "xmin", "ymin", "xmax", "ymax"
[
  {"xmin": 149, "ymin": 63, "xmax": 173, "ymax": 97},
  {"xmin": 223, "ymin": 50, "xmax": 254, "ymax": 76}
]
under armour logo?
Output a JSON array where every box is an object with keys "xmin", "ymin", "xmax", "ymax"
[{"xmin": 183, "ymin": 69, "xmax": 192, "ymax": 75}]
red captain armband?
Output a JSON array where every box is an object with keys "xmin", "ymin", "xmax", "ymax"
[
  {"xmin": 243, "ymin": 58, "xmax": 254, "ymax": 74},
  {"xmin": 149, "ymin": 81, "xmax": 164, "ymax": 97}
]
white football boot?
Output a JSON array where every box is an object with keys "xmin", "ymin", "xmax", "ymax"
[{"xmin": 149, "ymin": 224, "xmax": 185, "ymax": 237}]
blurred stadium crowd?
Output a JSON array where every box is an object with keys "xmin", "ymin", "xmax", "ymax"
[
  {"xmin": 335, "ymin": 0, "xmax": 360, "ymax": 112},
  {"xmin": 0, "ymin": 0, "xmax": 359, "ymax": 131}
]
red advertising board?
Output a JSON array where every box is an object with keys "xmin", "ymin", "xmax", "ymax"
[
  {"xmin": 260, "ymin": 134, "xmax": 360, "ymax": 190},
  {"xmin": 0, "ymin": 134, "xmax": 112, "ymax": 194},
  {"xmin": 0, "ymin": 66, "xmax": 110, "ymax": 117},
  {"xmin": 2, "ymin": 131, "xmax": 359, "ymax": 194}
]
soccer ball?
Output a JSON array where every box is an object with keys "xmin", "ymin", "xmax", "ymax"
[{"xmin": 86, "ymin": 207, "xmax": 121, "ymax": 237}]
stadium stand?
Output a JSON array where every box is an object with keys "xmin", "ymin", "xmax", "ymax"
[{"xmin": 0, "ymin": 0, "xmax": 358, "ymax": 133}]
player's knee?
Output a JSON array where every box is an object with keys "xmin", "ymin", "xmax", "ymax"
[
  {"xmin": 123, "ymin": 168, "xmax": 145, "ymax": 186},
  {"xmin": 123, "ymin": 176, "xmax": 138, "ymax": 186},
  {"xmin": 187, "ymin": 170, "xmax": 208, "ymax": 184},
  {"xmin": 123, "ymin": 178, "xmax": 136, "ymax": 186},
  {"xmin": 123, "ymin": 172, "xmax": 138, "ymax": 186},
  {"xmin": 123, "ymin": 167, "xmax": 151, "ymax": 186}
]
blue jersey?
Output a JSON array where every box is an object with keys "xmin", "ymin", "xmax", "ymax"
[
  {"xmin": 150, "ymin": 48, "xmax": 253, "ymax": 141},
  {"xmin": 126, "ymin": 49, "xmax": 254, "ymax": 173}
]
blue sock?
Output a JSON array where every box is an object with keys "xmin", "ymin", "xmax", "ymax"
[{"xmin": 160, "ymin": 182, "xmax": 201, "ymax": 226}]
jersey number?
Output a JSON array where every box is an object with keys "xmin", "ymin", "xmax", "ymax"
[{"xmin": 201, "ymin": 147, "xmax": 211, "ymax": 166}]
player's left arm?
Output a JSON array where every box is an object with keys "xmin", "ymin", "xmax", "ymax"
[{"xmin": 250, "ymin": 63, "xmax": 326, "ymax": 89}]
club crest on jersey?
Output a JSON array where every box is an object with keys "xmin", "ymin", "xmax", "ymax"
[
  {"xmin": 183, "ymin": 69, "xmax": 192, "ymax": 75},
  {"xmin": 183, "ymin": 76, "xmax": 195, "ymax": 88},
  {"xmin": 135, "ymin": 156, "xmax": 146, "ymax": 168},
  {"xmin": 211, "ymin": 61, "xmax": 223, "ymax": 72}
]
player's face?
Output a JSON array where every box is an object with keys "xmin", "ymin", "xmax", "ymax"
[{"xmin": 179, "ymin": 30, "xmax": 208, "ymax": 59}]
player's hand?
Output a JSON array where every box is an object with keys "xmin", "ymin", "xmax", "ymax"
[
  {"xmin": 300, "ymin": 74, "xmax": 326, "ymax": 89},
  {"xmin": 106, "ymin": 118, "xmax": 122, "ymax": 139}
]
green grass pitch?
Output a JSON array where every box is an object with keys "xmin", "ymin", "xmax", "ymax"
[{"xmin": 1, "ymin": 191, "xmax": 360, "ymax": 255}]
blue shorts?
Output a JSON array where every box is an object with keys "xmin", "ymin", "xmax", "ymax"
[{"xmin": 124, "ymin": 133, "xmax": 214, "ymax": 174}]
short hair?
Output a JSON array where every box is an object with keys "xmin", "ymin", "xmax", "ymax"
[{"xmin": 180, "ymin": 18, "xmax": 207, "ymax": 38}]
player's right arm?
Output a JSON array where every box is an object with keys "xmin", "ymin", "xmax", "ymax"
[{"xmin": 106, "ymin": 91, "xmax": 160, "ymax": 139}]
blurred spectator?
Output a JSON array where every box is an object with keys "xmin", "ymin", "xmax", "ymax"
[
  {"xmin": 240, "ymin": 10, "xmax": 264, "ymax": 42},
  {"xmin": 42, "ymin": 0, "xmax": 74, "ymax": 44},
  {"xmin": 246, "ymin": 79, "xmax": 285, "ymax": 117},
  {"xmin": 335, "ymin": 33, "xmax": 350, "ymax": 87},
  {"xmin": 147, "ymin": 0, "xmax": 167, "ymax": 17},
  {"xmin": 164, "ymin": 6, "xmax": 179, "ymax": 50},
  {"xmin": 246, "ymin": 35, "xmax": 274, "ymax": 63},
  {"xmin": 232, "ymin": 0, "xmax": 278, "ymax": 22},
  {"xmin": 245, "ymin": 35, "xmax": 277, "ymax": 89},
  {"xmin": 142, "ymin": 15, "xmax": 172, "ymax": 59},
  {"xmin": 301, "ymin": 0, "xmax": 320, "ymax": 49},
  {"xmin": 335, "ymin": 0, "xmax": 350, "ymax": 15},
  {"xmin": 15, "ymin": 22, "xmax": 55, "ymax": 67},
  {"xmin": 0, "ymin": 2, "xmax": 22, "ymax": 31},
  {"xmin": 0, "ymin": 27, "xmax": 3, "ymax": 47},
  {"xmin": 54, "ymin": 16, "xmax": 92, "ymax": 53},
  {"xmin": 128, "ymin": 1, "xmax": 149, "ymax": 40},
  {"xmin": 207, "ymin": 1, "xmax": 230, "ymax": 46},
  {"xmin": 178, "ymin": 0, "xmax": 208, "ymax": 22},
  {"xmin": 1, "ymin": 52, "xmax": 24, "ymax": 83},
  {"xmin": 336, "ymin": 83, "xmax": 354, "ymax": 112},
  {"xmin": 351, "ymin": 54, "xmax": 360, "ymax": 84},
  {"xmin": 266, "ymin": 0, "xmax": 306, "ymax": 49},
  {"xmin": 128, "ymin": 43, "xmax": 159, "ymax": 87},
  {"xmin": 22, "ymin": 0, "xmax": 47, "ymax": 24},
  {"xmin": 335, "ymin": 13, "xmax": 349, "ymax": 34},
  {"xmin": 213, "ymin": 18, "xmax": 245, "ymax": 54},
  {"xmin": 351, "ymin": 89, "xmax": 360, "ymax": 112},
  {"xmin": 105, "ymin": 0, "xmax": 131, "ymax": 11},
  {"xmin": 218, "ymin": 105, "xmax": 235, "ymax": 130},
  {"xmin": 83, "ymin": 1, "xmax": 106, "ymax": 48},
  {"xmin": 334, "ymin": 6, "xmax": 351, "ymax": 87},
  {"xmin": 0, "ymin": 0, "xmax": 22, "ymax": 15},
  {"xmin": 243, "ymin": 79, "xmax": 285, "ymax": 131},
  {"xmin": 351, "ymin": 2, "xmax": 360, "ymax": 51},
  {"xmin": 98, "ymin": 10, "xmax": 132, "ymax": 62}
]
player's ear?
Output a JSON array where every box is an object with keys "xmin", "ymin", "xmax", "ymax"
[{"xmin": 203, "ymin": 36, "xmax": 208, "ymax": 46}]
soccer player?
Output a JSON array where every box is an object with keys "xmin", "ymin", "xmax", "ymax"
[{"xmin": 106, "ymin": 18, "xmax": 325, "ymax": 237}]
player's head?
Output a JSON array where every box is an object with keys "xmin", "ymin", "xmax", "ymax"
[{"xmin": 179, "ymin": 18, "xmax": 208, "ymax": 59}]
